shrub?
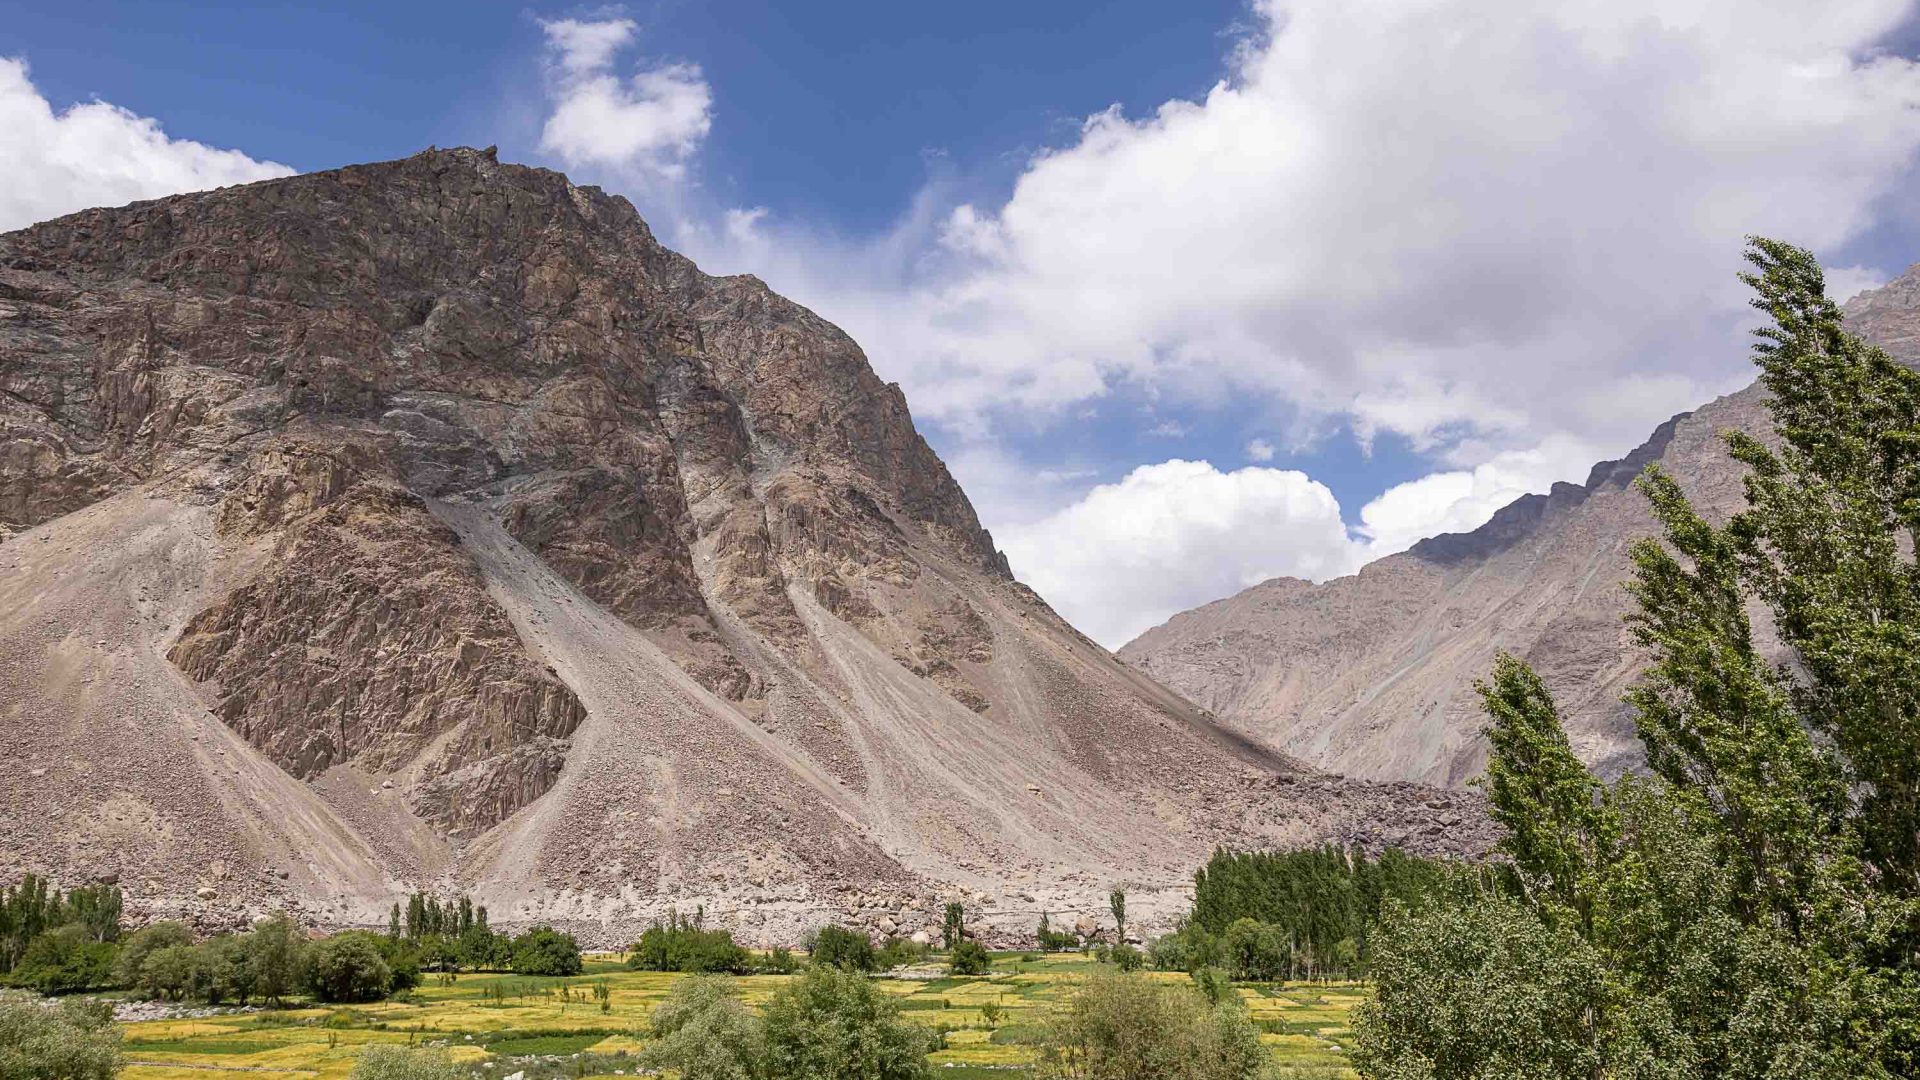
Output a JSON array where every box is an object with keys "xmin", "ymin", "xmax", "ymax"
[
  {"xmin": 1108, "ymin": 943, "xmax": 1143, "ymax": 973},
  {"xmin": 808, "ymin": 926, "xmax": 874, "ymax": 972},
  {"xmin": 1190, "ymin": 967, "xmax": 1233, "ymax": 1006},
  {"xmin": 761, "ymin": 966, "xmax": 933, "ymax": 1080},
  {"xmin": 1035, "ymin": 913, "xmax": 1078, "ymax": 952},
  {"xmin": 8, "ymin": 926, "xmax": 117, "ymax": 993},
  {"xmin": 349, "ymin": 1044, "xmax": 467, "ymax": 1080},
  {"xmin": 508, "ymin": 927, "xmax": 581, "ymax": 977},
  {"xmin": 873, "ymin": 937, "xmax": 926, "ymax": 971},
  {"xmin": 757, "ymin": 947, "xmax": 800, "ymax": 975},
  {"xmin": 0, "ymin": 992, "xmax": 121, "ymax": 1080},
  {"xmin": 1036, "ymin": 971, "xmax": 1269, "ymax": 1080},
  {"xmin": 640, "ymin": 975, "xmax": 764, "ymax": 1080},
  {"xmin": 948, "ymin": 940, "xmax": 990, "ymax": 976},
  {"xmin": 303, "ymin": 933, "xmax": 393, "ymax": 1003}
]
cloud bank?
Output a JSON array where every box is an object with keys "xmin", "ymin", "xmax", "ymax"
[
  {"xmin": 657, "ymin": 0, "xmax": 1920, "ymax": 646},
  {"xmin": 0, "ymin": 58, "xmax": 292, "ymax": 232},
  {"xmin": 537, "ymin": 18, "xmax": 713, "ymax": 180}
]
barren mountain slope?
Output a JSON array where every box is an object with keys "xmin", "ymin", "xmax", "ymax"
[
  {"xmin": 1122, "ymin": 268, "xmax": 1920, "ymax": 789},
  {"xmin": 0, "ymin": 148, "xmax": 1487, "ymax": 942}
]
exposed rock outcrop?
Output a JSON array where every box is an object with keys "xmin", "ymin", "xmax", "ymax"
[{"xmin": 0, "ymin": 148, "xmax": 1493, "ymax": 938}]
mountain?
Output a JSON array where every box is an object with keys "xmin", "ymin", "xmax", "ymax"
[
  {"xmin": 1121, "ymin": 267, "xmax": 1920, "ymax": 789},
  {"xmin": 0, "ymin": 148, "xmax": 1489, "ymax": 942}
]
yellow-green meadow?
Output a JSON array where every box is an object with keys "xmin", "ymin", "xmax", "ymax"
[{"xmin": 114, "ymin": 955, "xmax": 1361, "ymax": 1080}]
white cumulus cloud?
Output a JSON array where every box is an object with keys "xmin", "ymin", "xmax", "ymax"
[
  {"xmin": 999, "ymin": 460, "xmax": 1359, "ymax": 648},
  {"xmin": 0, "ymin": 58, "xmax": 292, "ymax": 233},
  {"xmin": 537, "ymin": 17, "xmax": 712, "ymax": 180}
]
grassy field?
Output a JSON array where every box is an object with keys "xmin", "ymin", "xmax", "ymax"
[{"xmin": 115, "ymin": 954, "xmax": 1362, "ymax": 1080}]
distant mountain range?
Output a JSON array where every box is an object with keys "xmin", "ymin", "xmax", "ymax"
[{"xmin": 1122, "ymin": 264, "xmax": 1920, "ymax": 788}]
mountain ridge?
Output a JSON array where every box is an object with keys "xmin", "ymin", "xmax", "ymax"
[
  {"xmin": 1122, "ymin": 266, "xmax": 1920, "ymax": 789},
  {"xmin": 0, "ymin": 147, "xmax": 1488, "ymax": 943}
]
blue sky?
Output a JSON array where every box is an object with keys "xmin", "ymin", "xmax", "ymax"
[{"xmin": 8, "ymin": 1, "xmax": 1920, "ymax": 645}]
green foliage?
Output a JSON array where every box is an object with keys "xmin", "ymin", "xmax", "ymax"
[
  {"xmin": 760, "ymin": 966, "xmax": 934, "ymax": 1080},
  {"xmin": 629, "ymin": 912, "xmax": 748, "ymax": 974},
  {"xmin": 1106, "ymin": 943, "xmax": 1143, "ymax": 973},
  {"xmin": 640, "ymin": 975, "xmax": 764, "ymax": 1080},
  {"xmin": 941, "ymin": 903, "xmax": 967, "ymax": 951},
  {"xmin": 1356, "ymin": 238, "xmax": 1920, "ymax": 1080},
  {"xmin": 1035, "ymin": 971, "xmax": 1271, "ymax": 1080},
  {"xmin": 0, "ymin": 878, "xmax": 123, "ymax": 979},
  {"xmin": 0, "ymin": 992, "xmax": 121, "ymax": 1080},
  {"xmin": 1035, "ymin": 913, "xmax": 1078, "ymax": 952},
  {"xmin": 303, "ymin": 933, "xmax": 393, "ymax": 1004},
  {"xmin": 7, "ymin": 926, "xmax": 117, "ymax": 994},
  {"xmin": 507, "ymin": 927, "xmax": 581, "ymax": 977},
  {"xmin": 112, "ymin": 923, "xmax": 190, "ymax": 990},
  {"xmin": 1350, "ymin": 889, "xmax": 1606, "ymax": 1080},
  {"xmin": 808, "ymin": 926, "xmax": 875, "ymax": 972},
  {"xmin": 1189, "ymin": 846, "xmax": 1453, "ymax": 979},
  {"xmin": 245, "ymin": 914, "xmax": 305, "ymax": 1005},
  {"xmin": 948, "ymin": 940, "xmax": 991, "ymax": 976},
  {"xmin": 872, "ymin": 937, "xmax": 927, "ymax": 971},
  {"xmin": 1108, "ymin": 886, "xmax": 1127, "ymax": 943},
  {"xmin": 348, "ymin": 1044, "xmax": 466, "ymax": 1080}
]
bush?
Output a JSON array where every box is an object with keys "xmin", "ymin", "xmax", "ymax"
[
  {"xmin": 508, "ymin": 927, "xmax": 581, "ymax": 977},
  {"xmin": 948, "ymin": 940, "xmax": 991, "ymax": 976},
  {"xmin": 303, "ymin": 933, "xmax": 393, "ymax": 1003},
  {"xmin": 1149, "ymin": 923, "xmax": 1221, "ymax": 973},
  {"xmin": 0, "ymin": 992, "xmax": 121, "ymax": 1080},
  {"xmin": 1108, "ymin": 943, "xmax": 1143, "ymax": 973},
  {"xmin": 8, "ymin": 926, "xmax": 117, "ymax": 993},
  {"xmin": 872, "ymin": 937, "xmax": 926, "ymax": 971},
  {"xmin": 1035, "ymin": 913, "xmax": 1078, "ymax": 952},
  {"xmin": 1036, "ymin": 971, "xmax": 1269, "ymax": 1080},
  {"xmin": 640, "ymin": 975, "xmax": 764, "ymax": 1080},
  {"xmin": 757, "ymin": 947, "xmax": 801, "ymax": 974},
  {"xmin": 761, "ymin": 966, "xmax": 933, "ymax": 1080},
  {"xmin": 349, "ymin": 1044, "xmax": 466, "ymax": 1080},
  {"xmin": 808, "ymin": 926, "xmax": 874, "ymax": 972}
]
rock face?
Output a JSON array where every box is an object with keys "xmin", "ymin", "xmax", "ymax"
[
  {"xmin": 0, "ymin": 148, "xmax": 1489, "ymax": 939},
  {"xmin": 1122, "ymin": 268, "xmax": 1920, "ymax": 789}
]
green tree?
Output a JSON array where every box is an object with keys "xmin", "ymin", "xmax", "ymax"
[
  {"xmin": 1109, "ymin": 886, "xmax": 1128, "ymax": 943},
  {"xmin": 1350, "ymin": 889, "xmax": 1606, "ymax": 1080},
  {"xmin": 948, "ymin": 939, "xmax": 991, "ymax": 976},
  {"xmin": 303, "ymin": 933, "xmax": 392, "ymax": 1003},
  {"xmin": 1354, "ymin": 238, "xmax": 1920, "ymax": 1079},
  {"xmin": 760, "ymin": 966, "xmax": 932, "ymax": 1080},
  {"xmin": 114, "ymin": 922, "xmax": 191, "ymax": 990},
  {"xmin": 245, "ymin": 915, "xmax": 305, "ymax": 1006},
  {"xmin": 507, "ymin": 927, "xmax": 581, "ymax": 977},
  {"xmin": 640, "ymin": 975, "xmax": 765, "ymax": 1080},
  {"xmin": 0, "ymin": 993, "xmax": 121, "ymax": 1080},
  {"xmin": 8, "ymin": 925, "xmax": 117, "ymax": 994},
  {"xmin": 1036, "ymin": 971, "xmax": 1270, "ymax": 1080},
  {"xmin": 940, "ymin": 903, "xmax": 966, "ymax": 951},
  {"xmin": 807, "ymin": 926, "xmax": 874, "ymax": 972}
]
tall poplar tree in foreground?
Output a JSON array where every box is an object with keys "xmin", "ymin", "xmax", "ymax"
[{"xmin": 1353, "ymin": 239, "xmax": 1920, "ymax": 1080}]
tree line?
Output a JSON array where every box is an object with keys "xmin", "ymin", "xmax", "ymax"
[{"xmin": 0, "ymin": 883, "xmax": 582, "ymax": 1001}]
